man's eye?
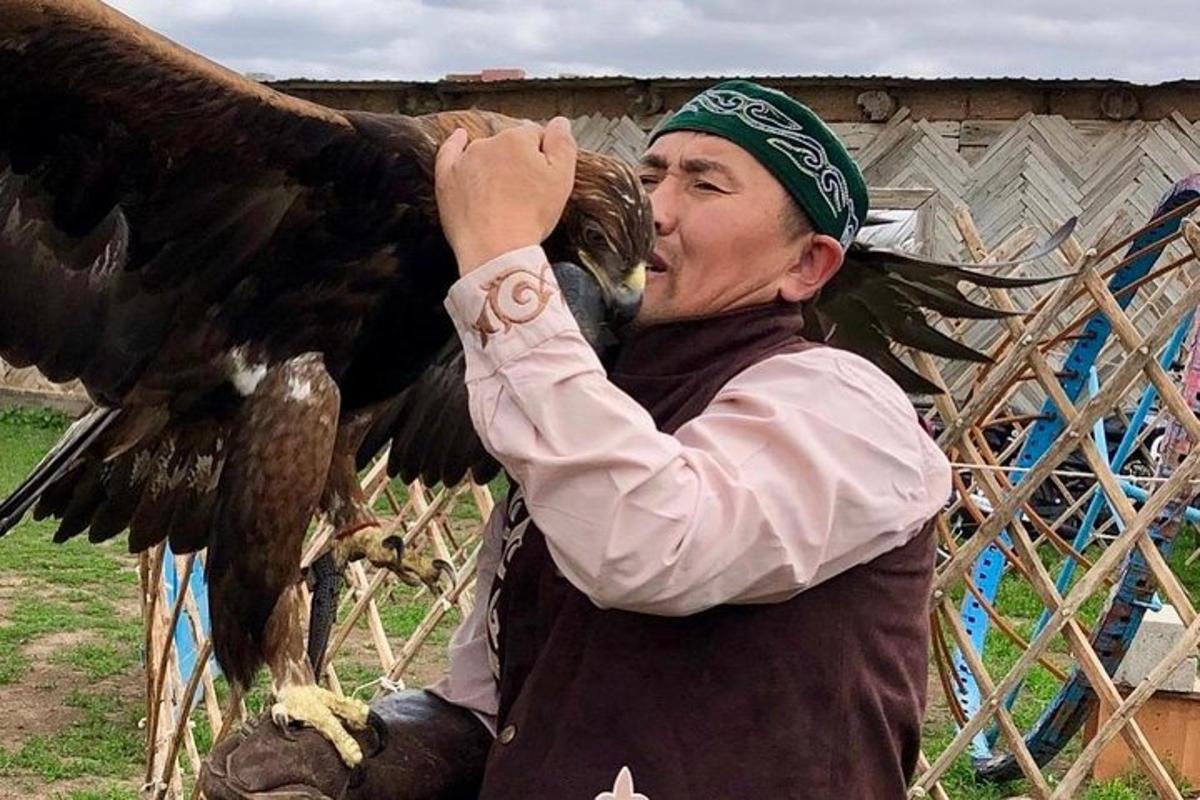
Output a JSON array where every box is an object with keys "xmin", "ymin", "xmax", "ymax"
[
  {"xmin": 695, "ymin": 181, "xmax": 722, "ymax": 192},
  {"xmin": 638, "ymin": 174, "xmax": 660, "ymax": 187}
]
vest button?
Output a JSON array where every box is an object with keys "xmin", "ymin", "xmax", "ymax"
[{"xmin": 498, "ymin": 724, "xmax": 517, "ymax": 744}]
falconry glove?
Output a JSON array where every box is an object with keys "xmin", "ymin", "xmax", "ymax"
[{"xmin": 199, "ymin": 690, "xmax": 492, "ymax": 800}]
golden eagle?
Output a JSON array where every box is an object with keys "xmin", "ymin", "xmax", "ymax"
[
  {"xmin": 0, "ymin": 0, "xmax": 650, "ymax": 765},
  {"xmin": 0, "ymin": 0, "xmax": 1070, "ymax": 767}
]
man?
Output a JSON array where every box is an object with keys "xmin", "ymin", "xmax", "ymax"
[{"xmin": 202, "ymin": 80, "xmax": 951, "ymax": 800}]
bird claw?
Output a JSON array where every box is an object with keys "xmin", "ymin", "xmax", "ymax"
[
  {"xmin": 270, "ymin": 684, "xmax": 370, "ymax": 766},
  {"xmin": 332, "ymin": 522, "xmax": 401, "ymax": 571},
  {"xmin": 431, "ymin": 557, "xmax": 457, "ymax": 593},
  {"xmin": 398, "ymin": 553, "xmax": 456, "ymax": 595},
  {"xmin": 333, "ymin": 523, "xmax": 455, "ymax": 595}
]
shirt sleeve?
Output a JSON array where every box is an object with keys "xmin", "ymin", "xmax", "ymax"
[
  {"xmin": 425, "ymin": 505, "xmax": 503, "ymax": 735},
  {"xmin": 443, "ymin": 246, "xmax": 953, "ymax": 617}
]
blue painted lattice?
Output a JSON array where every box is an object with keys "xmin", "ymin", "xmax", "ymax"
[{"xmin": 162, "ymin": 546, "xmax": 218, "ymax": 692}]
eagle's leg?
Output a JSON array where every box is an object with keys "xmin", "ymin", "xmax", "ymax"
[
  {"xmin": 265, "ymin": 582, "xmax": 370, "ymax": 766},
  {"xmin": 323, "ymin": 416, "xmax": 454, "ymax": 594}
]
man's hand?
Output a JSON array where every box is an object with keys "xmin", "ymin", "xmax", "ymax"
[{"xmin": 434, "ymin": 116, "xmax": 577, "ymax": 275}]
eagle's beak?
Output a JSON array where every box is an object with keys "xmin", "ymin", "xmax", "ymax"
[
  {"xmin": 576, "ymin": 252, "xmax": 645, "ymax": 329},
  {"xmin": 610, "ymin": 262, "xmax": 645, "ymax": 328}
]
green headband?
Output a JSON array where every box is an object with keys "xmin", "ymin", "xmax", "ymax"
[{"xmin": 651, "ymin": 80, "xmax": 869, "ymax": 249}]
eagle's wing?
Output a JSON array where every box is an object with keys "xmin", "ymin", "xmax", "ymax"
[
  {"xmin": 0, "ymin": 0, "xmax": 447, "ymax": 404},
  {"xmin": 357, "ymin": 339, "xmax": 501, "ymax": 488},
  {"xmin": 0, "ymin": 0, "xmax": 462, "ymax": 692},
  {"xmin": 0, "ymin": 0, "xmax": 448, "ymax": 536},
  {"xmin": 807, "ymin": 218, "xmax": 1077, "ymax": 394}
]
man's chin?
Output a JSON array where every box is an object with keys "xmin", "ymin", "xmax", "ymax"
[
  {"xmin": 630, "ymin": 285, "xmax": 672, "ymax": 329},
  {"xmin": 629, "ymin": 278, "xmax": 730, "ymax": 329}
]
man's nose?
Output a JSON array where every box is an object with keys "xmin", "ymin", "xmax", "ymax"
[{"xmin": 649, "ymin": 184, "xmax": 676, "ymax": 237}]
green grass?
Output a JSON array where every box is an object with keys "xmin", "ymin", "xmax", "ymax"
[
  {"xmin": 63, "ymin": 787, "xmax": 139, "ymax": 800},
  {"xmin": 0, "ymin": 598, "xmax": 110, "ymax": 685},
  {"xmin": 0, "ymin": 412, "xmax": 148, "ymax": 795},
  {"xmin": 373, "ymin": 582, "xmax": 461, "ymax": 640},
  {"xmin": 50, "ymin": 641, "xmax": 140, "ymax": 682},
  {"xmin": 0, "ymin": 405, "xmax": 72, "ymax": 431}
]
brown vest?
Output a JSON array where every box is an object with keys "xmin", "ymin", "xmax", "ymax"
[{"xmin": 480, "ymin": 302, "xmax": 935, "ymax": 800}]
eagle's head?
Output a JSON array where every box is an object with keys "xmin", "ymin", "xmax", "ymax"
[
  {"xmin": 416, "ymin": 111, "xmax": 653, "ymax": 348},
  {"xmin": 544, "ymin": 149, "xmax": 654, "ymax": 349}
]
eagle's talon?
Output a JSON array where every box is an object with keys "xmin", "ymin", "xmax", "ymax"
[
  {"xmin": 270, "ymin": 703, "xmax": 289, "ymax": 728},
  {"xmin": 394, "ymin": 552, "xmax": 454, "ymax": 594},
  {"xmin": 271, "ymin": 684, "xmax": 369, "ymax": 766},
  {"xmin": 333, "ymin": 522, "xmax": 402, "ymax": 574},
  {"xmin": 365, "ymin": 709, "xmax": 389, "ymax": 758},
  {"xmin": 332, "ymin": 523, "xmax": 450, "ymax": 595}
]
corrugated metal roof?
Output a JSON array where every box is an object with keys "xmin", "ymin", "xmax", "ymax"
[{"xmin": 267, "ymin": 74, "xmax": 1200, "ymax": 90}]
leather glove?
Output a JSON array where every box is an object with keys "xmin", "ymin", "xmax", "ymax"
[{"xmin": 199, "ymin": 690, "xmax": 492, "ymax": 800}]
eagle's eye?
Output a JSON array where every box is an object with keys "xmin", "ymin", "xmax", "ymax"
[{"xmin": 583, "ymin": 225, "xmax": 609, "ymax": 251}]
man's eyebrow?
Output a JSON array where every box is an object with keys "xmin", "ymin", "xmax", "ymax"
[
  {"xmin": 638, "ymin": 153, "xmax": 669, "ymax": 170},
  {"xmin": 680, "ymin": 157, "xmax": 739, "ymax": 185},
  {"xmin": 637, "ymin": 154, "xmax": 739, "ymax": 185}
]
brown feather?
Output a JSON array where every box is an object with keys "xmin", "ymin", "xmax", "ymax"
[
  {"xmin": 32, "ymin": 463, "xmax": 85, "ymax": 523},
  {"xmin": 125, "ymin": 440, "xmax": 174, "ymax": 552},
  {"xmin": 86, "ymin": 457, "xmax": 138, "ymax": 544},
  {"xmin": 52, "ymin": 462, "xmax": 106, "ymax": 543},
  {"xmin": 206, "ymin": 354, "xmax": 339, "ymax": 689}
]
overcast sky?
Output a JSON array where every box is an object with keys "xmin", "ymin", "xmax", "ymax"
[{"xmin": 106, "ymin": 1, "xmax": 1200, "ymax": 84}]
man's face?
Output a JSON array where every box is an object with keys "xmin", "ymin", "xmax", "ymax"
[{"xmin": 634, "ymin": 131, "xmax": 840, "ymax": 326}]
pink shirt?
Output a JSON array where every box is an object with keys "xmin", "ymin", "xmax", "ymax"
[{"xmin": 429, "ymin": 245, "xmax": 952, "ymax": 728}]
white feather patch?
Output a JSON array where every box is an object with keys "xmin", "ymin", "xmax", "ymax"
[
  {"xmin": 228, "ymin": 346, "xmax": 268, "ymax": 396},
  {"xmin": 286, "ymin": 376, "xmax": 314, "ymax": 403}
]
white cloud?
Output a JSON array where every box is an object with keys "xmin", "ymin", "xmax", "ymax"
[{"xmin": 104, "ymin": 0, "xmax": 1200, "ymax": 82}]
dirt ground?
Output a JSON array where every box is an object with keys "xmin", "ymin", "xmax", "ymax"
[
  {"xmin": 0, "ymin": 631, "xmax": 94, "ymax": 743},
  {"xmin": 0, "ymin": 575, "xmax": 146, "ymax": 799}
]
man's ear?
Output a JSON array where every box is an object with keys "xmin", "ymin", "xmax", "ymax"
[{"xmin": 779, "ymin": 233, "xmax": 845, "ymax": 303}]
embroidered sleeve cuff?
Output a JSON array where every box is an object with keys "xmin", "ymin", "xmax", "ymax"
[{"xmin": 445, "ymin": 245, "xmax": 581, "ymax": 381}]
